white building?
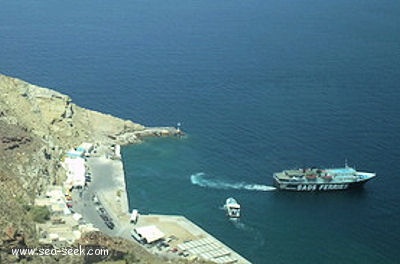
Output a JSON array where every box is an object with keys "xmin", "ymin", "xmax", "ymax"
[
  {"xmin": 131, "ymin": 225, "xmax": 165, "ymax": 244},
  {"xmin": 63, "ymin": 157, "xmax": 85, "ymax": 189}
]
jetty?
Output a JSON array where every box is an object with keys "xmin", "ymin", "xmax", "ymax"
[
  {"xmin": 134, "ymin": 126, "xmax": 184, "ymax": 138},
  {"xmin": 70, "ymin": 142, "xmax": 251, "ymax": 264}
]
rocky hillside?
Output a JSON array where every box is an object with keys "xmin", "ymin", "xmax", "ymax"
[
  {"xmin": 0, "ymin": 74, "xmax": 146, "ymax": 147},
  {"xmin": 0, "ymin": 74, "xmax": 191, "ymax": 264},
  {"xmin": 0, "ymin": 73, "xmax": 147, "ymax": 203}
]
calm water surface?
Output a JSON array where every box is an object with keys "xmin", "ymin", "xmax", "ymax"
[{"xmin": 1, "ymin": 1, "xmax": 399, "ymax": 263}]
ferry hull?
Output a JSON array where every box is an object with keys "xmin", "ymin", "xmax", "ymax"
[{"xmin": 273, "ymin": 178, "xmax": 372, "ymax": 192}]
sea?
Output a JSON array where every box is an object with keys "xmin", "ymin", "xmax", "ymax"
[{"xmin": 1, "ymin": 1, "xmax": 399, "ymax": 263}]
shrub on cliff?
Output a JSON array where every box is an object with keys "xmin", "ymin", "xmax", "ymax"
[{"xmin": 30, "ymin": 206, "xmax": 50, "ymax": 223}]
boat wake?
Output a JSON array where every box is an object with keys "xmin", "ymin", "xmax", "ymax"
[
  {"xmin": 190, "ymin": 172, "xmax": 276, "ymax": 192},
  {"xmin": 230, "ymin": 219, "xmax": 246, "ymax": 230},
  {"xmin": 229, "ymin": 219, "xmax": 265, "ymax": 247}
]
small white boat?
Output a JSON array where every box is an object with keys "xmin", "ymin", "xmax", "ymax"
[{"xmin": 224, "ymin": 197, "xmax": 240, "ymax": 218}]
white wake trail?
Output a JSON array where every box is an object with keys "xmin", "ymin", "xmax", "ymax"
[{"xmin": 190, "ymin": 172, "xmax": 276, "ymax": 192}]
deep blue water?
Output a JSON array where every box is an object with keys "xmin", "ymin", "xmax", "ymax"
[{"xmin": 1, "ymin": 1, "xmax": 400, "ymax": 263}]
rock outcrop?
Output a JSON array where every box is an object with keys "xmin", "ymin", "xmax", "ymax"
[{"xmin": 0, "ymin": 74, "xmax": 146, "ymax": 149}]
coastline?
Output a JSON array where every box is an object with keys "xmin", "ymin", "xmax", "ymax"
[
  {"xmin": 0, "ymin": 73, "xmax": 249, "ymax": 263},
  {"xmin": 74, "ymin": 142, "xmax": 251, "ymax": 263},
  {"xmin": 0, "ymin": 73, "xmax": 198, "ymax": 263}
]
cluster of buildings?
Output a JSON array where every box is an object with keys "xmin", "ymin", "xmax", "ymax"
[
  {"xmin": 34, "ymin": 186, "xmax": 98, "ymax": 248},
  {"xmin": 34, "ymin": 142, "xmax": 97, "ymax": 248}
]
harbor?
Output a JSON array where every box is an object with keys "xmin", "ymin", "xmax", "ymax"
[
  {"xmin": 2, "ymin": 1, "xmax": 398, "ymax": 262},
  {"xmin": 67, "ymin": 141, "xmax": 251, "ymax": 263}
]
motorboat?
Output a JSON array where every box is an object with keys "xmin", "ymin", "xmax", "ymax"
[{"xmin": 224, "ymin": 197, "xmax": 240, "ymax": 218}]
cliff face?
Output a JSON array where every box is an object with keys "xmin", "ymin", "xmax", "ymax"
[
  {"xmin": 0, "ymin": 74, "xmax": 150, "ymax": 263},
  {"xmin": 0, "ymin": 73, "xmax": 147, "ymax": 198},
  {"xmin": 0, "ymin": 74, "xmax": 145, "ymax": 148}
]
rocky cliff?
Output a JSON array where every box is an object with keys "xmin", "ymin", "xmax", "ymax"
[
  {"xmin": 0, "ymin": 74, "xmax": 146, "ymax": 147},
  {"xmin": 0, "ymin": 74, "xmax": 190, "ymax": 264},
  {"xmin": 0, "ymin": 73, "xmax": 147, "ymax": 201}
]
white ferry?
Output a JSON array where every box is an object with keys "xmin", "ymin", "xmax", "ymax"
[{"xmin": 273, "ymin": 165, "xmax": 376, "ymax": 192}]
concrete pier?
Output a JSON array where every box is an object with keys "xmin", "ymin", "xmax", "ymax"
[
  {"xmin": 73, "ymin": 144, "xmax": 251, "ymax": 264},
  {"xmin": 134, "ymin": 214, "xmax": 251, "ymax": 264},
  {"xmin": 134, "ymin": 126, "xmax": 184, "ymax": 138}
]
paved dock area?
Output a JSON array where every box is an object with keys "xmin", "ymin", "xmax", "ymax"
[
  {"xmin": 134, "ymin": 214, "xmax": 251, "ymax": 264},
  {"xmin": 72, "ymin": 145, "xmax": 251, "ymax": 264}
]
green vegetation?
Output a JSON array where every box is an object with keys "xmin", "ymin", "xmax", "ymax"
[
  {"xmin": 30, "ymin": 205, "xmax": 50, "ymax": 223},
  {"xmin": 123, "ymin": 252, "xmax": 140, "ymax": 263}
]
